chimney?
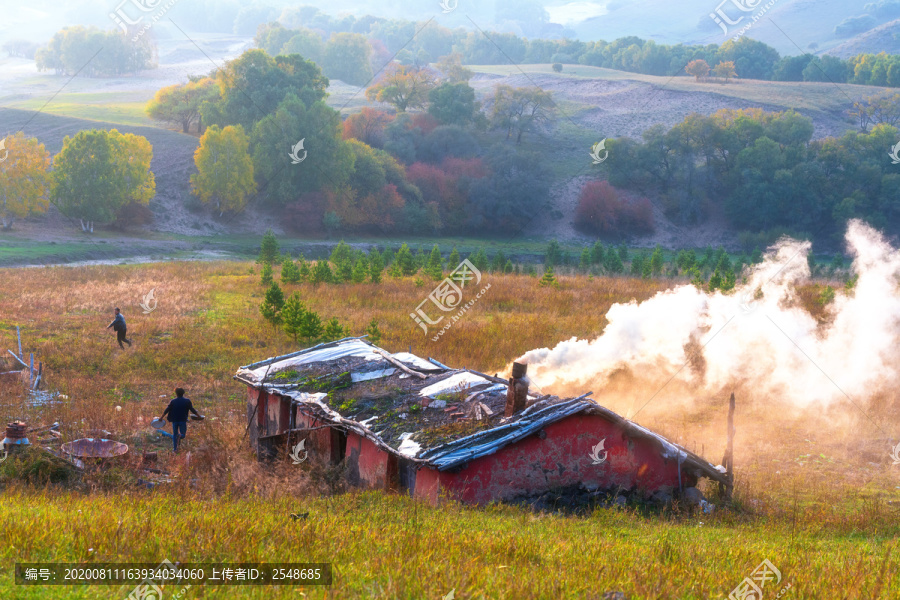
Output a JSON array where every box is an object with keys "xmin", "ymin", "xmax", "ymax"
[{"xmin": 505, "ymin": 362, "xmax": 529, "ymax": 417}]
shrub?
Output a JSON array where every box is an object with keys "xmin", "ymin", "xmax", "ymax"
[
  {"xmin": 552, "ymin": 63, "xmax": 563, "ymax": 73},
  {"xmin": 574, "ymin": 181, "xmax": 654, "ymax": 235}
]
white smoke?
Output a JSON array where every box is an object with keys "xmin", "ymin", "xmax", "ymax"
[{"xmin": 519, "ymin": 220, "xmax": 900, "ymax": 407}]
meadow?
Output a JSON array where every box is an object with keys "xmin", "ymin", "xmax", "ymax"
[{"xmin": 0, "ymin": 260, "xmax": 897, "ymax": 599}]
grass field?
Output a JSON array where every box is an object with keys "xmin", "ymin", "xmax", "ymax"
[
  {"xmin": 471, "ymin": 64, "xmax": 883, "ymax": 115},
  {"xmin": 0, "ymin": 260, "xmax": 897, "ymax": 599}
]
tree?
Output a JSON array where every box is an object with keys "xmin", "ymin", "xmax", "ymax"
[
  {"xmin": 321, "ymin": 32, "xmax": 372, "ymax": 86},
  {"xmin": 258, "ymin": 229, "xmax": 279, "ymax": 264},
  {"xmin": 310, "ymin": 260, "xmax": 333, "ymax": 284},
  {"xmin": 0, "ymin": 132, "xmax": 51, "ymax": 229},
  {"xmin": 146, "ymin": 78, "xmax": 218, "ymax": 133},
  {"xmin": 260, "ymin": 281, "xmax": 285, "ymax": 329},
  {"xmin": 52, "ymin": 129, "xmax": 155, "ymax": 231},
  {"xmin": 322, "ymin": 317, "xmax": 347, "ymax": 342},
  {"xmin": 685, "ymin": 59, "xmax": 710, "ymax": 82},
  {"xmin": 395, "ymin": 244, "xmax": 417, "ymax": 276},
  {"xmin": 191, "ymin": 125, "xmax": 256, "ymax": 215},
  {"xmin": 490, "ymin": 85, "xmax": 555, "ymax": 143},
  {"xmin": 299, "ymin": 307, "xmax": 324, "ymax": 343},
  {"xmin": 366, "ymin": 64, "xmax": 436, "ymax": 112},
  {"xmin": 250, "ymin": 94, "xmax": 354, "ymax": 204},
  {"xmin": 364, "ymin": 318, "xmax": 382, "ymax": 345},
  {"xmin": 426, "ymin": 245, "xmax": 443, "ymax": 279},
  {"xmin": 282, "ymin": 293, "xmax": 308, "ymax": 342},
  {"xmin": 539, "ymin": 265, "xmax": 558, "ymax": 288},
  {"xmin": 260, "ymin": 263, "xmax": 274, "ymax": 285},
  {"xmin": 650, "ymin": 245, "xmax": 664, "ymax": 276},
  {"xmin": 552, "ymin": 63, "xmax": 563, "ymax": 73},
  {"xmin": 280, "ymin": 28, "xmax": 325, "ymax": 63},
  {"xmin": 435, "ymin": 53, "xmax": 473, "ymax": 83},
  {"xmin": 369, "ymin": 250, "xmax": 384, "ymax": 283},
  {"xmin": 282, "ymin": 256, "xmax": 302, "ymax": 283},
  {"xmin": 428, "ymin": 82, "xmax": 477, "ymax": 126},
  {"xmin": 352, "ymin": 255, "xmax": 369, "ymax": 283},
  {"xmin": 447, "ymin": 247, "xmax": 461, "ymax": 268},
  {"xmin": 713, "ymin": 61, "xmax": 738, "ymax": 83},
  {"xmin": 591, "ymin": 241, "xmax": 605, "ymax": 265},
  {"xmin": 201, "ymin": 50, "xmax": 328, "ymax": 131}
]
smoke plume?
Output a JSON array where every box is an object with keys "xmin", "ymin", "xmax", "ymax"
[{"xmin": 519, "ymin": 220, "xmax": 900, "ymax": 408}]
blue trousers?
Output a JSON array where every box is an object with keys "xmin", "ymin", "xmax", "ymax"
[{"xmin": 172, "ymin": 421, "xmax": 187, "ymax": 451}]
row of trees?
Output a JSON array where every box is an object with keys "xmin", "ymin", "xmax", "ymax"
[
  {"xmin": 0, "ymin": 129, "xmax": 154, "ymax": 230},
  {"xmin": 256, "ymin": 17, "xmax": 900, "ymax": 87},
  {"xmin": 35, "ymin": 26, "xmax": 155, "ymax": 77},
  {"xmin": 599, "ymin": 108, "xmax": 900, "ymax": 240},
  {"xmin": 170, "ymin": 48, "xmax": 549, "ymax": 234}
]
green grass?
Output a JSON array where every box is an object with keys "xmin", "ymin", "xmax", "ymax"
[
  {"xmin": 0, "ymin": 489, "xmax": 897, "ymax": 599},
  {"xmin": 3, "ymin": 92, "xmax": 157, "ymax": 128}
]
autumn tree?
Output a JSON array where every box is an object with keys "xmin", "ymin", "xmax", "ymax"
[
  {"xmin": 435, "ymin": 53, "xmax": 473, "ymax": 83},
  {"xmin": 191, "ymin": 125, "xmax": 256, "ymax": 215},
  {"xmin": 490, "ymin": 85, "xmax": 555, "ymax": 143},
  {"xmin": 52, "ymin": 129, "xmax": 155, "ymax": 231},
  {"xmin": 685, "ymin": 59, "xmax": 710, "ymax": 82},
  {"xmin": 201, "ymin": 50, "xmax": 328, "ymax": 131},
  {"xmin": 342, "ymin": 108, "xmax": 394, "ymax": 147},
  {"xmin": 428, "ymin": 82, "xmax": 477, "ymax": 126},
  {"xmin": 146, "ymin": 78, "xmax": 218, "ymax": 133},
  {"xmin": 321, "ymin": 32, "xmax": 372, "ymax": 86},
  {"xmin": 0, "ymin": 132, "xmax": 51, "ymax": 229},
  {"xmin": 366, "ymin": 64, "xmax": 436, "ymax": 113},
  {"xmin": 713, "ymin": 61, "xmax": 738, "ymax": 83}
]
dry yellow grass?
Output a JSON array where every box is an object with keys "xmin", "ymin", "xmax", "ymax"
[{"xmin": 0, "ymin": 261, "xmax": 898, "ymax": 599}]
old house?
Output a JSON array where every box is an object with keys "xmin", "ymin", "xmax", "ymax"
[{"xmin": 234, "ymin": 337, "xmax": 727, "ymax": 505}]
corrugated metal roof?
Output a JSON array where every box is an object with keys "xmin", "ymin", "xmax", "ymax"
[{"xmin": 234, "ymin": 338, "xmax": 726, "ymax": 484}]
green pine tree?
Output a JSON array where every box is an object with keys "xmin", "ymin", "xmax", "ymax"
[
  {"xmin": 322, "ymin": 317, "xmax": 346, "ymax": 342},
  {"xmin": 310, "ymin": 260, "xmax": 333, "ymax": 284},
  {"xmin": 539, "ymin": 265, "xmax": 559, "ymax": 288},
  {"xmin": 426, "ymin": 245, "xmax": 443, "ymax": 280},
  {"xmin": 471, "ymin": 248, "xmax": 489, "ymax": 273},
  {"xmin": 352, "ymin": 255, "xmax": 369, "ymax": 283},
  {"xmin": 545, "ymin": 240, "xmax": 561, "ymax": 266},
  {"xmin": 396, "ymin": 244, "xmax": 417, "ymax": 276},
  {"xmin": 282, "ymin": 293, "xmax": 307, "ymax": 342},
  {"xmin": 650, "ymin": 245, "xmax": 664, "ymax": 277},
  {"xmin": 631, "ymin": 252, "xmax": 645, "ymax": 276},
  {"xmin": 708, "ymin": 270, "xmax": 722, "ymax": 291},
  {"xmin": 604, "ymin": 250, "xmax": 624, "ymax": 274},
  {"xmin": 281, "ymin": 255, "xmax": 301, "ymax": 284},
  {"xmin": 369, "ymin": 250, "xmax": 384, "ymax": 283},
  {"xmin": 591, "ymin": 241, "xmax": 605, "ymax": 265},
  {"xmin": 299, "ymin": 307, "xmax": 324, "ymax": 343},
  {"xmin": 260, "ymin": 262, "xmax": 273, "ymax": 286},
  {"xmin": 503, "ymin": 260, "xmax": 514, "ymax": 273},
  {"xmin": 447, "ymin": 247, "xmax": 461, "ymax": 268},
  {"xmin": 579, "ymin": 247, "xmax": 591, "ymax": 271},
  {"xmin": 751, "ymin": 247, "xmax": 762, "ymax": 264},
  {"xmin": 330, "ymin": 241, "xmax": 353, "ymax": 266},
  {"xmin": 365, "ymin": 318, "xmax": 382, "ymax": 345},
  {"xmin": 259, "ymin": 281, "xmax": 285, "ymax": 329},
  {"xmin": 382, "ymin": 247, "xmax": 394, "ymax": 267},
  {"xmin": 414, "ymin": 246, "xmax": 427, "ymax": 270},
  {"xmin": 257, "ymin": 229, "xmax": 279, "ymax": 265},
  {"xmin": 617, "ymin": 244, "xmax": 628, "ymax": 264},
  {"xmin": 298, "ymin": 255, "xmax": 311, "ymax": 282}
]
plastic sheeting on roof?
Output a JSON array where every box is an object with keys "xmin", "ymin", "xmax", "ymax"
[
  {"xmin": 351, "ymin": 368, "xmax": 397, "ymax": 383},
  {"xmin": 391, "ymin": 352, "xmax": 438, "ymax": 371},
  {"xmin": 419, "ymin": 371, "xmax": 497, "ymax": 398},
  {"xmin": 397, "ymin": 432, "xmax": 422, "ymax": 458},
  {"xmin": 239, "ymin": 339, "xmax": 381, "ymax": 382}
]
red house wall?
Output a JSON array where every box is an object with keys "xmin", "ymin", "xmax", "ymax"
[
  {"xmin": 424, "ymin": 414, "xmax": 687, "ymax": 505},
  {"xmin": 345, "ymin": 432, "xmax": 394, "ymax": 490}
]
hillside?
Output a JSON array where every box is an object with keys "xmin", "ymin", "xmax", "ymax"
[{"xmin": 827, "ymin": 17, "xmax": 900, "ymax": 58}]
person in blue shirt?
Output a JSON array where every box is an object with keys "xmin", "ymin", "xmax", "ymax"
[
  {"xmin": 160, "ymin": 388, "xmax": 201, "ymax": 452},
  {"xmin": 106, "ymin": 307, "xmax": 132, "ymax": 349}
]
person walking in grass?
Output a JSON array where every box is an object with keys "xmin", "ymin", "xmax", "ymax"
[
  {"xmin": 106, "ymin": 307, "xmax": 132, "ymax": 348},
  {"xmin": 161, "ymin": 387, "xmax": 202, "ymax": 452}
]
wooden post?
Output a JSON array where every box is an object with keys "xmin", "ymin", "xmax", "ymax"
[
  {"xmin": 29, "ymin": 353, "xmax": 34, "ymax": 385},
  {"xmin": 16, "ymin": 326, "xmax": 22, "ymax": 359},
  {"xmin": 721, "ymin": 392, "xmax": 735, "ymax": 501}
]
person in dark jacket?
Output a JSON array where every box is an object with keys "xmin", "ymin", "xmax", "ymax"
[
  {"xmin": 106, "ymin": 308, "xmax": 131, "ymax": 348},
  {"xmin": 161, "ymin": 388, "xmax": 201, "ymax": 452}
]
